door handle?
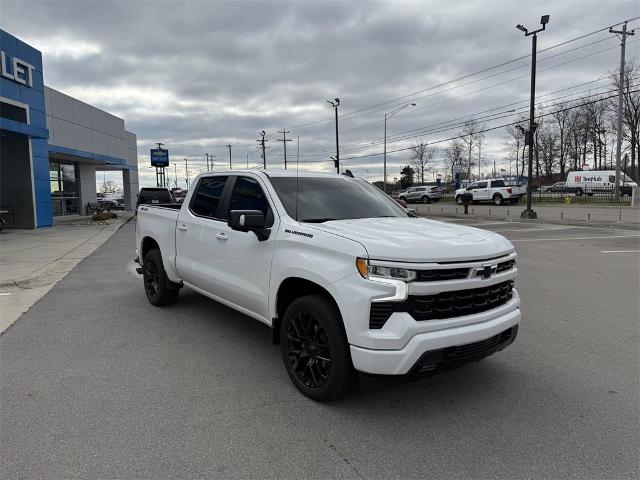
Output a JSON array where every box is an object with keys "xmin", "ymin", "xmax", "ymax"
[
  {"xmin": 215, "ymin": 232, "xmax": 228, "ymax": 241},
  {"xmin": 177, "ymin": 224, "xmax": 188, "ymax": 231}
]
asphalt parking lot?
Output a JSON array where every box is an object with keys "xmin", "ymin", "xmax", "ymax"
[{"xmin": 1, "ymin": 219, "xmax": 638, "ymax": 479}]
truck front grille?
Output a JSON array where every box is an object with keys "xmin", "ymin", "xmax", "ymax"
[
  {"xmin": 368, "ymin": 280, "xmax": 514, "ymax": 329},
  {"xmin": 416, "ymin": 267, "xmax": 469, "ymax": 281}
]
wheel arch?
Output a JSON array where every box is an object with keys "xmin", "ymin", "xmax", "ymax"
[
  {"xmin": 273, "ymin": 277, "xmax": 343, "ymax": 345},
  {"xmin": 140, "ymin": 236, "xmax": 160, "ymax": 263}
]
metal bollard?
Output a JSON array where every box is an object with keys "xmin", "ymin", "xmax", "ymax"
[
  {"xmin": 561, "ymin": 211, "xmax": 563, "ymax": 219},
  {"xmin": 588, "ymin": 213, "xmax": 591, "ymax": 221}
]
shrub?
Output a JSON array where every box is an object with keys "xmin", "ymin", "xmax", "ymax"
[{"xmin": 91, "ymin": 212, "xmax": 118, "ymax": 221}]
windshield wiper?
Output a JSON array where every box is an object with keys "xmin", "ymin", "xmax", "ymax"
[{"xmin": 300, "ymin": 218, "xmax": 337, "ymax": 223}]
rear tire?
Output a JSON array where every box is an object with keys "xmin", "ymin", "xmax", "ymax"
[
  {"xmin": 143, "ymin": 248, "xmax": 180, "ymax": 306},
  {"xmin": 280, "ymin": 294, "xmax": 354, "ymax": 401},
  {"xmin": 493, "ymin": 194, "xmax": 504, "ymax": 206},
  {"xmin": 421, "ymin": 196, "xmax": 431, "ymax": 204}
]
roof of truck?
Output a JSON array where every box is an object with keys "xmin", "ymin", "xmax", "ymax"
[{"xmin": 200, "ymin": 169, "xmax": 355, "ymax": 179}]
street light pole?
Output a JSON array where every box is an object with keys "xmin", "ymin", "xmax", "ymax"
[
  {"xmin": 184, "ymin": 158, "xmax": 189, "ymax": 189},
  {"xmin": 384, "ymin": 102, "xmax": 416, "ymax": 193},
  {"xmin": 226, "ymin": 145, "xmax": 232, "ymax": 169},
  {"xmin": 516, "ymin": 15, "xmax": 549, "ymax": 220},
  {"xmin": 327, "ymin": 98, "xmax": 340, "ymax": 173}
]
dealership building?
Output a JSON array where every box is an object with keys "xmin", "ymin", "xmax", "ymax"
[{"xmin": 0, "ymin": 29, "xmax": 139, "ymax": 228}]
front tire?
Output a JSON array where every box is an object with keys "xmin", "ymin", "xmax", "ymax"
[
  {"xmin": 576, "ymin": 188, "xmax": 583, "ymax": 197},
  {"xmin": 456, "ymin": 195, "xmax": 463, "ymax": 205},
  {"xmin": 143, "ymin": 248, "xmax": 180, "ymax": 306},
  {"xmin": 280, "ymin": 294, "xmax": 354, "ymax": 401}
]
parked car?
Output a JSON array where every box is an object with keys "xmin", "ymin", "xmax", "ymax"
[
  {"xmin": 170, "ymin": 188, "xmax": 188, "ymax": 203},
  {"xmin": 566, "ymin": 170, "xmax": 637, "ymax": 196},
  {"xmin": 398, "ymin": 185, "xmax": 443, "ymax": 204},
  {"xmin": 455, "ymin": 179, "xmax": 526, "ymax": 206},
  {"xmin": 544, "ymin": 182, "xmax": 567, "ymax": 192},
  {"xmin": 135, "ymin": 170, "xmax": 520, "ymax": 400},
  {"xmin": 136, "ymin": 187, "xmax": 173, "ymax": 209}
]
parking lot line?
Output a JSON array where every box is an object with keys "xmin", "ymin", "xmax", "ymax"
[
  {"xmin": 600, "ymin": 250, "xmax": 640, "ymax": 254},
  {"xmin": 511, "ymin": 234, "xmax": 640, "ymax": 242}
]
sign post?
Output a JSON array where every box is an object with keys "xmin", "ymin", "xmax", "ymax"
[{"xmin": 150, "ymin": 147, "xmax": 169, "ymax": 188}]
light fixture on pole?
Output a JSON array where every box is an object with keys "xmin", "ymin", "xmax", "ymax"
[
  {"xmin": 327, "ymin": 98, "xmax": 340, "ymax": 173},
  {"xmin": 384, "ymin": 103, "xmax": 416, "ymax": 193},
  {"xmin": 516, "ymin": 14, "xmax": 549, "ymax": 219}
]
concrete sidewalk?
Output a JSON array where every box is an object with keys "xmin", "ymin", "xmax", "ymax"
[
  {"xmin": 413, "ymin": 203, "xmax": 640, "ymax": 228},
  {"xmin": 0, "ymin": 212, "xmax": 134, "ymax": 333}
]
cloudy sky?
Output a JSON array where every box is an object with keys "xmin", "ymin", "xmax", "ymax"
[{"xmin": 2, "ymin": 0, "xmax": 638, "ymax": 188}]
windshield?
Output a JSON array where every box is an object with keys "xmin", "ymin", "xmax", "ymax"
[{"xmin": 270, "ymin": 177, "xmax": 409, "ymax": 222}]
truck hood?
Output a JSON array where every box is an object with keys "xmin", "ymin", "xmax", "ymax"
[{"xmin": 307, "ymin": 217, "xmax": 514, "ymax": 262}]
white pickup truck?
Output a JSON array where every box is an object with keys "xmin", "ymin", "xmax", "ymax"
[
  {"xmin": 455, "ymin": 179, "xmax": 526, "ymax": 206},
  {"xmin": 135, "ymin": 171, "xmax": 521, "ymax": 400}
]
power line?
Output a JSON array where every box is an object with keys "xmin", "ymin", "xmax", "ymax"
[
  {"xmin": 287, "ymin": 17, "xmax": 639, "ymax": 132},
  {"xmin": 266, "ymin": 89, "xmax": 638, "ymax": 166}
]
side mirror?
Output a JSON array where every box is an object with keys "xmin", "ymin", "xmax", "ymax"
[
  {"xmin": 407, "ymin": 209, "xmax": 417, "ymax": 217},
  {"xmin": 228, "ymin": 210, "xmax": 270, "ymax": 241}
]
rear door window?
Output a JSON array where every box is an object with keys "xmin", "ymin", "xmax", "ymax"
[
  {"xmin": 492, "ymin": 179, "xmax": 505, "ymax": 187},
  {"xmin": 190, "ymin": 176, "xmax": 229, "ymax": 219}
]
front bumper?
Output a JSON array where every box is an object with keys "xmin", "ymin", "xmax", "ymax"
[{"xmin": 349, "ymin": 302, "xmax": 520, "ymax": 375}]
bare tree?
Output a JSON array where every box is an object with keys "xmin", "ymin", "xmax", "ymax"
[
  {"xmin": 552, "ymin": 104, "xmax": 571, "ymax": 177},
  {"xmin": 504, "ymin": 119, "xmax": 526, "ymax": 177},
  {"xmin": 100, "ymin": 181, "xmax": 121, "ymax": 194},
  {"xmin": 409, "ymin": 141, "xmax": 437, "ymax": 184},
  {"xmin": 444, "ymin": 139, "xmax": 466, "ymax": 181},
  {"xmin": 461, "ymin": 119, "xmax": 484, "ymax": 180}
]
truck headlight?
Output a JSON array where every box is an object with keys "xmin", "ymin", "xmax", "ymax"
[{"xmin": 356, "ymin": 258, "xmax": 416, "ymax": 282}]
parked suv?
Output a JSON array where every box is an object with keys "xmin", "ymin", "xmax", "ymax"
[
  {"xmin": 398, "ymin": 185, "xmax": 442, "ymax": 204},
  {"xmin": 135, "ymin": 171, "xmax": 520, "ymax": 400}
]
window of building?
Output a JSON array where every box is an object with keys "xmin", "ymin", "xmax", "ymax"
[
  {"xmin": 0, "ymin": 101, "xmax": 28, "ymax": 123},
  {"xmin": 190, "ymin": 176, "xmax": 229, "ymax": 219},
  {"xmin": 49, "ymin": 160, "xmax": 80, "ymax": 216}
]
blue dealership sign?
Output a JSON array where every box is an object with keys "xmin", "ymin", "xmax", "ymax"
[{"xmin": 150, "ymin": 148, "xmax": 169, "ymax": 167}]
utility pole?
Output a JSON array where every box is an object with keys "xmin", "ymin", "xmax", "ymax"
[
  {"xmin": 516, "ymin": 14, "xmax": 550, "ymax": 219},
  {"xmin": 610, "ymin": 21, "xmax": 635, "ymax": 199},
  {"xmin": 257, "ymin": 131, "xmax": 267, "ymax": 169},
  {"xmin": 478, "ymin": 139, "xmax": 482, "ymax": 178},
  {"xmin": 205, "ymin": 153, "xmax": 209, "ymax": 171},
  {"xmin": 226, "ymin": 145, "xmax": 232, "ymax": 169},
  {"xmin": 277, "ymin": 130, "xmax": 292, "ymax": 169},
  {"xmin": 246, "ymin": 152, "xmax": 249, "ymax": 169},
  {"xmin": 173, "ymin": 164, "xmax": 178, "ymax": 188},
  {"xmin": 327, "ymin": 98, "xmax": 340, "ymax": 174},
  {"xmin": 184, "ymin": 158, "xmax": 189, "ymax": 189}
]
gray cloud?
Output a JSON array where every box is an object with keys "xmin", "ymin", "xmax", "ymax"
[{"xmin": 1, "ymin": 0, "xmax": 637, "ymax": 187}]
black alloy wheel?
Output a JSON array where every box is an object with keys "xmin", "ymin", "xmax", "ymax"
[
  {"xmin": 142, "ymin": 248, "xmax": 180, "ymax": 306},
  {"xmin": 280, "ymin": 294, "xmax": 354, "ymax": 401},
  {"xmin": 144, "ymin": 259, "xmax": 160, "ymax": 298},
  {"xmin": 286, "ymin": 311, "xmax": 332, "ymax": 390}
]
